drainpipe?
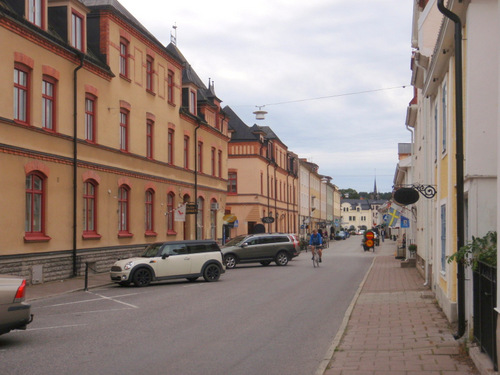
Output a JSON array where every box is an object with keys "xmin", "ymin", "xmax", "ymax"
[
  {"xmin": 72, "ymin": 52, "xmax": 85, "ymax": 277},
  {"xmin": 266, "ymin": 159, "xmax": 271, "ymax": 233},
  {"xmin": 274, "ymin": 164, "xmax": 278, "ymax": 232},
  {"xmin": 406, "ymin": 124, "xmax": 414, "ymax": 260},
  {"xmin": 437, "ymin": 0, "xmax": 465, "ymax": 339},
  {"xmin": 194, "ymin": 121, "xmax": 201, "ymax": 240}
]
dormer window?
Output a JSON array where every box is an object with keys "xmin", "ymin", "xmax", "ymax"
[
  {"xmin": 71, "ymin": 10, "xmax": 84, "ymax": 51},
  {"xmin": 189, "ymin": 89, "xmax": 196, "ymax": 115},
  {"xmin": 28, "ymin": 0, "xmax": 46, "ymax": 29}
]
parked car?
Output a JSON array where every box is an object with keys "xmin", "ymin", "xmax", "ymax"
[
  {"xmin": 0, "ymin": 275, "xmax": 33, "ymax": 335},
  {"xmin": 335, "ymin": 231, "xmax": 347, "ymax": 240},
  {"xmin": 110, "ymin": 240, "xmax": 225, "ymax": 287},
  {"xmin": 222, "ymin": 233, "xmax": 300, "ymax": 269}
]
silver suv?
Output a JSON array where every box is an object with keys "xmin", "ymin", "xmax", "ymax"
[
  {"xmin": 222, "ymin": 233, "xmax": 300, "ymax": 269},
  {"xmin": 110, "ymin": 240, "xmax": 225, "ymax": 287}
]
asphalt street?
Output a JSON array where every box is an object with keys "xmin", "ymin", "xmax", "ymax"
[{"xmin": 1, "ymin": 236, "xmax": 374, "ymax": 375}]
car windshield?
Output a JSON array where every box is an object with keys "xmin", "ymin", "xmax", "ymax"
[
  {"xmin": 223, "ymin": 235, "xmax": 248, "ymax": 247},
  {"xmin": 142, "ymin": 243, "xmax": 164, "ymax": 257}
]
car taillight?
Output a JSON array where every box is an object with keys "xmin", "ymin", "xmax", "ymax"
[{"xmin": 14, "ymin": 280, "xmax": 26, "ymax": 303}]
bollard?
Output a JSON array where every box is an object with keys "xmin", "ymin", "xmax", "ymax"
[{"xmin": 84, "ymin": 262, "xmax": 88, "ymax": 291}]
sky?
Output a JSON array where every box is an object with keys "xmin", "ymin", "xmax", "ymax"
[{"xmin": 118, "ymin": 0, "xmax": 415, "ymax": 194}]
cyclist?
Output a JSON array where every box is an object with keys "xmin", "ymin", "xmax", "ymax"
[{"xmin": 309, "ymin": 229, "xmax": 323, "ymax": 263}]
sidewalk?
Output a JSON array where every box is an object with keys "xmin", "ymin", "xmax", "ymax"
[{"xmin": 323, "ymin": 240, "xmax": 481, "ymax": 375}]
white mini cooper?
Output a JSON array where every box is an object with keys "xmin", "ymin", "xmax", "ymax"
[{"xmin": 110, "ymin": 240, "xmax": 225, "ymax": 287}]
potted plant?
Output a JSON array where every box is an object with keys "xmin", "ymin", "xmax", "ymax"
[{"xmin": 408, "ymin": 243, "xmax": 417, "ymax": 255}]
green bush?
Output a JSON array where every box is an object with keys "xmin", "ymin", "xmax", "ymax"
[{"xmin": 447, "ymin": 231, "xmax": 497, "ymax": 269}]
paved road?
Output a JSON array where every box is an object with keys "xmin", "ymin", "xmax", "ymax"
[{"xmin": 1, "ymin": 236, "xmax": 375, "ymax": 375}]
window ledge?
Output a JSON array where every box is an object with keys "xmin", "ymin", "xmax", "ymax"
[
  {"xmin": 118, "ymin": 232, "xmax": 133, "ymax": 238},
  {"xmin": 167, "ymin": 230, "xmax": 177, "ymax": 236},
  {"xmin": 82, "ymin": 233, "xmax": 102, "ymax": 240},
  {"xmin": 145, "ymin": 231, "xmax": 157, "ymax": 237},
  {"xmin": 146, "ymin": 89, "xmax": 156, "ymax": 96},
  {"xmin": 24, "ymin": 234, "xmax": 51, "ymax": 242},
  {"xmin": 120, "ymin": 74, "xmax": 131, "ymax": 83}
]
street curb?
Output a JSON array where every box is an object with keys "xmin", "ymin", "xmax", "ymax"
[{"xmin": 314, "ymin": 255, "xmax": 376, "ymax": 375}]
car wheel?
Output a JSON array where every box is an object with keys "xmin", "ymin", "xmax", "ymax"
[
  {"xmin": 203, "ymin": 264, "xmax": 221, "ymax": 282},
  {"xmin": 275, "ymin": 251, "xmax": 289, "ymax": 266},
  {"xmin": 224, "ymin": 254, "xmax": 237, "ymax": 269},
  {"xmin": 260, "ymin": 260, "xmax": 272, "ymax": 266},
  {"xmin": 133, "ymin": 268, "xmax": 152, "ymax": 287},
  {"xmin": 187, "ymin": 277, "xmax": 198, "ymax": 282}
]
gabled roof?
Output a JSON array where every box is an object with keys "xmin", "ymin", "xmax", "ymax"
[
  {"xmin": 82, "ymin": 0, "xmax": 165, "ymax": 50},
  {"xmin": 225, "ymin": 106, "xmax": 258, "ymax": 141}
]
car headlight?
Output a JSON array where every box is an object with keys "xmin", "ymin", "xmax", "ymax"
[{"xmin": 124, "ymin": 261, "xmax": 135, "ymax": 270}]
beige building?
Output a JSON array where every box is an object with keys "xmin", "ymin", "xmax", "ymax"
[
  {"xmin": 407, "ymin": 0, "xmax": 499, "ymax": 369},
  {"xmin": 224, "ymin": 106, "xmax": 299, "ymax": 239},
  {"xmin": 0, "ymin": 0, "xmax": 229, "ymax": 282}
]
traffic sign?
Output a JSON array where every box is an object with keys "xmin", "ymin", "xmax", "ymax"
[
  {"xmin": 365, "ymin": 239, "xmax": 374, "ymax": 247},
  {"xmin": 365, "ymin": 231, "xmax": 375, "ymax": 240}
]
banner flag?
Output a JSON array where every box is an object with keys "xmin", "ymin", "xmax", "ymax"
[
  {"xmin": 174, "ymin": 204, "xmax": 186, "ymax": 222},
  {"xmin": 385, "ymin": 208, "xmax": 400, "ymax": 227},
  {"xmin": 400, "ymin": 215, "xmax": 410, "ymax": 228}
]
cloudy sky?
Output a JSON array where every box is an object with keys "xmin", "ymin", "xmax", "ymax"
[{"xmin": 119, "ymin": 0, "xmax": 415, "ymax": 194}]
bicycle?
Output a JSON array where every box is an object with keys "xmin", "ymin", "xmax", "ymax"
[{"xmin": 311, "ymin": 245, "xmax": 321, "ymax": 268}]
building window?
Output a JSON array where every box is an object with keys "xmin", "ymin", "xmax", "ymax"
[
  {"xmin": 210, "ymin": 200, "xmax": 217, "ymax": 240},
  {"xmin": 146, "ymin": 120, "xmax": 154, "ymax": 159},
  {"xmin": 71, "ymin": 11, "xmax": 84, "ymax": 51},
  {"xmin": 218, "ymin": 150, "xmax": 222, "ymax": 178},
  {"xmin": 145, "ymin": 189, "xmax": 155, "ymax": 235},
  {"xmin": 118, "ymin": 185, "xmax": 131, "ymax": 236},
  {"xmin": 28, "ymin": 0, "xmax": 45, "ymax": 28},
  {"xmin": 119, "ymin": 39, "xmax": 129, "ymax": 78},
  {"xmin": 83, "ymin": 180, "xmax": 100, "ymax": 238},
  {"xmin": 167, "ymin": 70, "xmax": 174, "ymax": 104},
  {"xmin": 197, "ymin": 141, "xmax": 203, "ymax": 173},
  {"xmin": 167, "ymin": 192, "xmax": 175, "ymax": 233},
  {"xmin": 440, "ymin": 204, "xmax": 446, "ymax": 273},
  {"xmin": 189, "ymin": 90, "xmax": 196, "ymax": 115},
  {"xmin": 85, "ymin": 94, "xmax": 96, "ymax": 142},
  {"xmin": 184, "ymin": 136, "xmax": 189, "ymax": 169},
  {"xmin": 168, "ymin": 129, "xmax": 174, "ymax": 164},
  {"xmin": 25, "ymin": 172, "xmax": 48, "ymax": 240},
  {"xmin": 196, "ymin": 197, "xmax": 204, "ymax": 240},
  {"xmin": 146, "ymin": 55, "xmax": 154, "ymax": 92},
  {"xmin": 120, "ymin": 109, "xmax": 128, "ymax": 151},
  {"xmin": 228, "ymin": 172, "xmax": 237, "ymax": 194},
  {"xmin": 442, "ymin": 82, "xmax": 447, "ymax": 153},
  {"xmin": 14, "ymin": 64, "xmax": 30, "ymax": 124},
  {"xmin": 211, "ymin": 147, "xmax": 216, "ymax": 176},
  {"xmin": 42, "ymin": 76, "xmax": 56, "ymax": 131}
]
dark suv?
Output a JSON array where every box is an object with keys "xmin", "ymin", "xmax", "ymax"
[{"xmin": 221, "ymin": 233, "xmax": 300, "ymax": 269}]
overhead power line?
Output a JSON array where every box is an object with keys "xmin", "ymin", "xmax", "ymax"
[{"xmin": 261, "ymin": 85, "xmax": 408, "ymax": 107}]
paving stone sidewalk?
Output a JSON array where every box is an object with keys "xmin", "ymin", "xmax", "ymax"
[{"xmin": 324, "ymin": 242, "xmax": 479, "ymax": 375}]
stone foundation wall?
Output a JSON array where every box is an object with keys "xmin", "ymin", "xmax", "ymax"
[{"xmin": 0, "ymin": 245, "xmax": 146, "ymax": 285}]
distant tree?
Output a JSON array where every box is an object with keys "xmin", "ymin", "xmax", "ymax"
[
  {"xmin": 379, "ymin": 192, "xmax": 392, "ymax": 200},
  {"xmin": 359, "ymin": 191, "xmax": 369, "ymax": 199},
  {"xmin": 340, "ymin": 188, "xmax": 359, "ymax": 199}
]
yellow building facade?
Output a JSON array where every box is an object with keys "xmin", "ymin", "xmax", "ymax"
[
  {"xmin": 0, "ymin": 0, "xmax": 229, "ymax": 282},
  {"xmin": 224, "ymin": 107, "xmax": 298, "ymax": 238}
]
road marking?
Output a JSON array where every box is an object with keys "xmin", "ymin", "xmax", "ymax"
[
  {"xmin": 87, "ymin": 291, "xmax": 139, "ymax": 308},
  {"xmin": 25, "ymin": 324, "xmax": 88, "ymax": 331},
  {"xmin": 42, "ymin": 292, "xmax": 139, "ymax": 308},
  {"xmin": 76, "ymin": 307, "xmax": 135, "ymax": 314}
]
